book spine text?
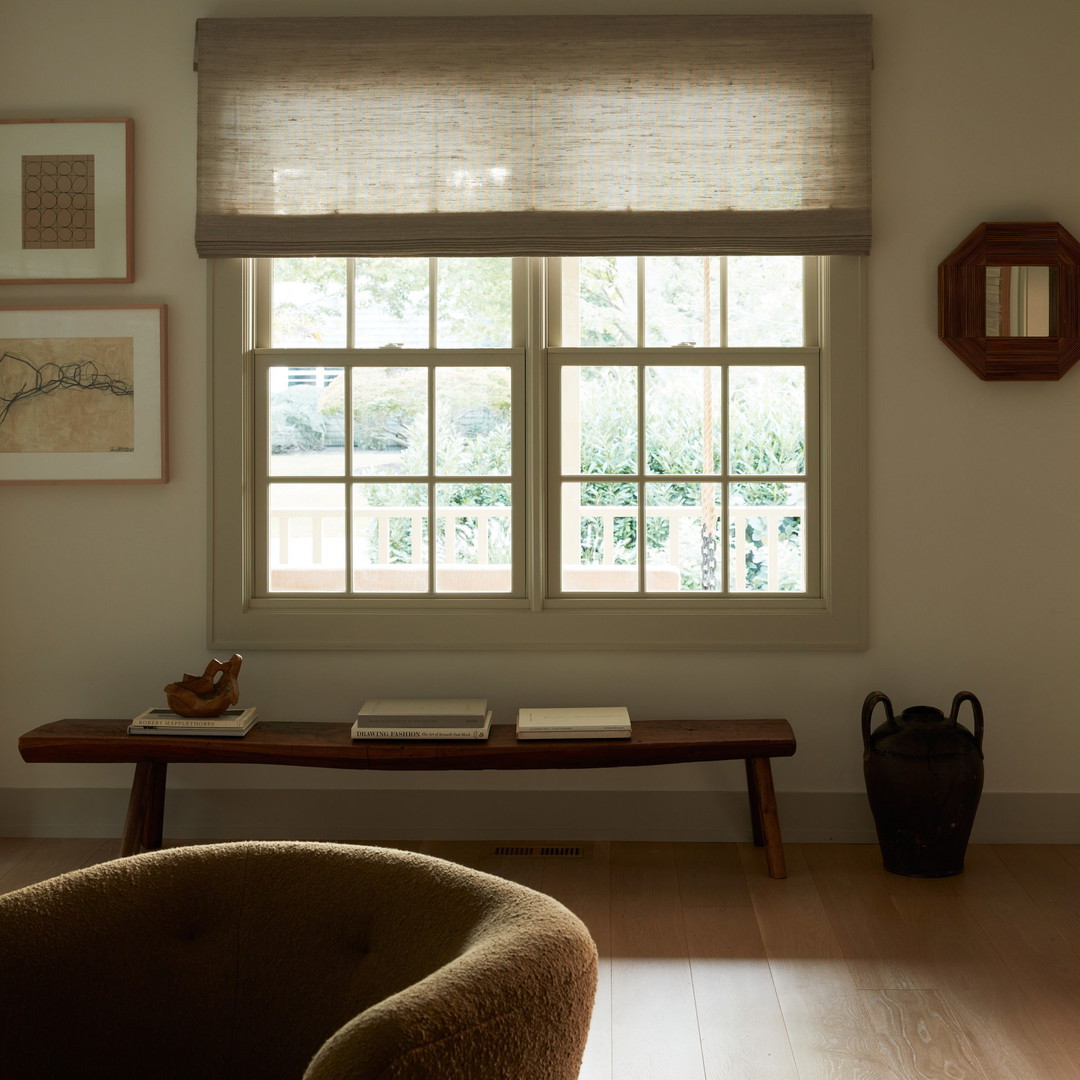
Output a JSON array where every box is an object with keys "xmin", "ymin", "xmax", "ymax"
[{"xmin": 351, "ymin": 727, "xmax": 485, "ymax": 740}]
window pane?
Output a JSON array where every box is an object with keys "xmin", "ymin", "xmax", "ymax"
[
  {"xmin": 354, "ymin": 258, "xmax": 429, "ymax": 348},
  {"xmin": 645, "ymin": 483, "xmax": 722, "ymax": 592},
  {"xmin": 435, "ymin": 367, "xmax": 511, "ymax": 476},
  {"xmin": 645, "ymin": 366, "xmax": 721, "ymax": 475},
  {"xmin": 577, "ymin": 256, "xmax": 637, "ymax": 346},
  {"xmin": 351, "ymin": 366, "xmax": 427, "ymax": 477},
  {"xmin": 729, "ymin": 482, "xmax": 805, "ymax": 592},
  {"xmin": 271, "ymin": 258, "xmax": 347, "ymax": 347},
  {"xmin": 729, "ymin": 366, "xmax": 805, "ymax": 476},
  {"xmin": 435, "ymin": 483, "xmax": 512, "ymax": 593},
  {"xmin": 268, "ymin": 483, "xmax": 346, "ymax": 593},
  {"xmin": 269, "ymin": 367, "xmax": 345, "ymax": 476},
  {"xmin": 561, "ymin": 481, "xmax": 638, "ymax": 592},
  {"xmin": 727, "ymin": 256, "xmax": 803, "ymax": 346},
  {"xmin": 562, "ymin": 366, "xmax": 637, "ymax": 475},
  {"xmin": 437, "ymin": 258, "xmax": 512, "ymax": 347},
  {"xmin": 643, "ymin": 256, "xmax": 722, "ymax": 347},
  {"xmin": 353, "ymin": 482, "xmax": 428, "ymax": 593}
]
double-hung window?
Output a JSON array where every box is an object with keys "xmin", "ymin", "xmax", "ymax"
[
  {"xmin": 199, "ymin": 15, "xmax": 870, "ymax": 649},
  {"xmin": 211, "ymin": 252, "xmax": 865, "ymax": 648}
]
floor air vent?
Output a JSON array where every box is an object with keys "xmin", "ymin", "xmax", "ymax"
[{"xmin": 492, "ymin": 844, "xmax": 589, "ymax": 858}]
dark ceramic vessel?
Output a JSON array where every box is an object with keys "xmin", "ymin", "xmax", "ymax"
[{"xmin": 862, "ymin": 691, "xmax": 984, "ymax": 877}]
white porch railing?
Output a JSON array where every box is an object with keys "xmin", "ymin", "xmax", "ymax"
[
  {"xmin": 565, "ymin": 503, "xmax": 801, "ymax": 591},
  {"xmin": 269, "ymin": 502, "xmax": 803, "ymax": 592},
  {"xmin": 272, "ymin": 505, "xmax": 511, "ymax": 568}
]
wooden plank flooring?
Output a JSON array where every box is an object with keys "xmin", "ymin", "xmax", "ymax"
[{"xmin": 2, "ymin": 839, "xmax": 1079, "ymax": 1079}]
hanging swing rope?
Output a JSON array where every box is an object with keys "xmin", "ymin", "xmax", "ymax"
[{"xmin": 701, "ymin": 258, "xmax": 718, "ymax": 591}]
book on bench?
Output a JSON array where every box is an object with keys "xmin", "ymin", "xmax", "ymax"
[
  {"xmin": 128, "ymin": 706, "xmax": 258, "ymax": 737},
  {"xmin": 355, "ymin": 698, "xmax": 488, "ymax": 727},
  {"xmin": 516, "ymin": 707, "xmax": 632, "ymax": 740},
  {"xmin": 352, "ymin": 710, "xmax": 492, "ymax": 741}
]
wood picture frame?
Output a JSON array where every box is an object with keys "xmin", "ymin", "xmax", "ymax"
[
  {"xmin": 0, "ymin": 305, "xmax": 167, "ymax": 484},
  {"xmin": 0, "ymin": 118, "xmax": 134, "ymax": 284},
  {"xmin": 938, "ymin": 221, "xmax": 1080, "ymax": 380}
]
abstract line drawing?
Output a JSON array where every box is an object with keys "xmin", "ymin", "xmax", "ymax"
[
  {"xmin": 22, "ymin": 154, "xmax": 96, "ymax": 249},
  {"xmin": 0, "ymin": 337, "xmax": 134, "ymax": 454},
  {"xmin": 0, "ymin": 352, "xmax": 132, "ymax": 425}
]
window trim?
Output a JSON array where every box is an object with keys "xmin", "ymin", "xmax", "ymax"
[{"xmin": 208, "ymin": 256, "xmax": 866, "ymax": 650}]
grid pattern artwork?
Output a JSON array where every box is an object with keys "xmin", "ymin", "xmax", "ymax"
[{"xmin": 21, "ymin": 154, "xmax": 95, "ymax": 249}]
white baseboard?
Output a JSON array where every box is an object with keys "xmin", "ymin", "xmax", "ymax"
[{"xmin": 1, "ymin": 788, "xmax": 1078, "ymax": 844}]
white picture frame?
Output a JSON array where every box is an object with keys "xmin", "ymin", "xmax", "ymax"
[
  {"xmin": 0, "ymin": 118, "xmax": 134, "ymax": 284},
  {"xmin": 0, "ymin": 305, "xmax": 167, "ymax": 484}
]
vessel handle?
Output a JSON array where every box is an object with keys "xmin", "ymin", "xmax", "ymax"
[
  {"xmin": 950, "ymin": 691, "xmax": 984, "ymax": 753},
  {"xmin": 861, "ymin": 691, "xmax": 894, "ymax": 755}
]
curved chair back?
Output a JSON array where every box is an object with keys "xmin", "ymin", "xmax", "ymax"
[{"xmin": 0, "ymin": 841, "xmax": 598, "ymax": 1080}]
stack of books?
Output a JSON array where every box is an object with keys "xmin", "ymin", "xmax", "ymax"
[
  {"xmin": 128, "ymin": 706, "xmax": 258, "ymax": 737},
  {"xmin": 516, "ymin": 706, "xmax": 632, "ymax": 740},
  {"xmin": 351, "ymin": 698, "xmax": 492, "ymax": 741}
]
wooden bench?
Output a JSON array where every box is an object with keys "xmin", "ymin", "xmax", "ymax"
[{"xmin": 18, "ymin": 717, "xmax": 796, "ymax": 877}]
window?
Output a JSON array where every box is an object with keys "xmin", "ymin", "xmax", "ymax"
[
  {"xmin": 549, "ymin": 256, "xmax": 813, "ymax": 598},
  {"xmin": 260, "ymin": 256, "xmax": 522, "ymax": 598},
  {"xmin": 198, "ymin": 17, "xmax": 871, "ymax": 648},
  {"xmin": 210, "ymin": 254, "xmax": 866, "ymax": 649}
]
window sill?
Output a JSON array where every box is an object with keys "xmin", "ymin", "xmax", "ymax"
[{"xmin": 210, "ymin": 596, "xmax": 865, "ymax": 651}]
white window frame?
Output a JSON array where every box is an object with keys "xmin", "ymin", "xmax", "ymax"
[{"xmin": 208, "ymin": 255, "xmax": 866, "ymax": 650}]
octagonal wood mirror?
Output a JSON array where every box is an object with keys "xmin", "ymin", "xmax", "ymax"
[{"xmin": 938, "ymin": 221, "xmax": 1080, "ymax": 380}]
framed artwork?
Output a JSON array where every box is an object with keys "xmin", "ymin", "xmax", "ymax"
[
  {"xmin": 0, "ymin": 305, "xmax": 167, "ymax": 484},
  {"xmin": 0, "ymin": 118, "xmax": 134, "ymax": 284}
]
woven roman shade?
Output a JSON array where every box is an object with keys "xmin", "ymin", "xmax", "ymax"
[{"xmin": 194, "ymin": 15, "xmax": 872, "ymax": 258}]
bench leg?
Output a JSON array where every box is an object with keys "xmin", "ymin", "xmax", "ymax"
[
  {"xmin": 744, "ymin": 758, "xmax": 765, "ymax": 846},
  {"xmin": 142, "ymin": 762, "xmax": 167, "ymax": 850},
  {"xmin": 745, "ymin": 756, "xmax": 786, "ymax": 879},
  {"xmin": 121, "ymin": 762, "xmax": 168, "ymax": 856}
]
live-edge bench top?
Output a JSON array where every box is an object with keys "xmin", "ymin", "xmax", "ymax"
[{"xmin": 20, "ymin": 718, "xmax": 795, "ymax": 772}]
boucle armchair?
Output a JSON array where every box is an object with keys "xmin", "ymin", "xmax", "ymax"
[{"xmin": 0, "ymin": 840, "xmax": 598, "ymax": 1079}]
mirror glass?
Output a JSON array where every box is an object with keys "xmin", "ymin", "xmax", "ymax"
[{"xmin": 986, "ymin": 266, "xmax": 1057, "ymax": 336}]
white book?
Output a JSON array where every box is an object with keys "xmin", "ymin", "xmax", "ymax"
[
  {"xmin": 356, "ymin": 698, "xmax": 488, "ymax": 727},
  {"xmin": 128, "ymin": 711, "xmax": 258, "ymax": 738},
  {"xmin": 127, "ymin": 722, "xmax": 256, "ymax": 737},
  {"xmin": 130, "ymin": 706, "xmax": 257, "ymax": 729},
  {"xmin": 352, "ymin": 711, "xmax": 492, "ymax": 741},
  {"xmin": 516, "ymin": 706, "xmax": 632, "ymax": 740}
]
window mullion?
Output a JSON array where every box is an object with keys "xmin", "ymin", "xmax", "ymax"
[
  {"xmin": 803, "ymin": 255, "xmax": 821, "ymax": 347},
  {"xmin": 721, "ymin": 363, "xmax": 731, "ymax": 593},
  {"xmin": 428, "ymin": 258, "xmax": 438, "ymax": 348},
  {"xmin": 636, "ymin": 256, "xmax": 645, "ymax": 347},
  {"xmin": 527, "ymin": 257, "xmax": 545, "ymax": 610},
  {"xmin": 253, "ymin": 353, "xmax": 270, "ymax": 597},
  {"xmin": 345, "ymin": 263, "xmax": 358, "ymax": 600},
  {"xmin": 636, "ymin": 261, "xmax": 646, "ymax": 593},
  {"xmin": 719, "ymin": 259, "xmax": 730, "ymax": 592},
  {"xmin": 344, "ymin": 365, "xmax": 354, "ymax": 594},
  {"xmin": 345, "ymin": 258, "xmax": 356, "ymax": 347},
  {"xmin": 719, "ymin": 257, "xmax": 729, "ymax": 349},
  {"xmin": 428, "ymin": 363, "xmax": 437, "ymax": 595},
  {"xmin": 254, "ymin": 258, "xmax": 273, "ymax": 349},
  {"xmin": 804, "ymin": 348, "xmax": 822, "ymax": 598}
]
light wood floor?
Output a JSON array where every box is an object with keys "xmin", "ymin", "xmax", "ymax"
[{"xmin": 3, "ymin": 838, "xmax": 1079, "ymax": 1079}]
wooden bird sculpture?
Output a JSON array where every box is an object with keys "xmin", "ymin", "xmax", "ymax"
[{"xmin": 164, "ymin": 654, "xmax": 244, "ymax": 717}]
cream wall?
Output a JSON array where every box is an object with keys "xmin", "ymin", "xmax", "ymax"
[{"xmin": 3, "ymin": 0, "xmax": 1079, "ymax": 843}]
